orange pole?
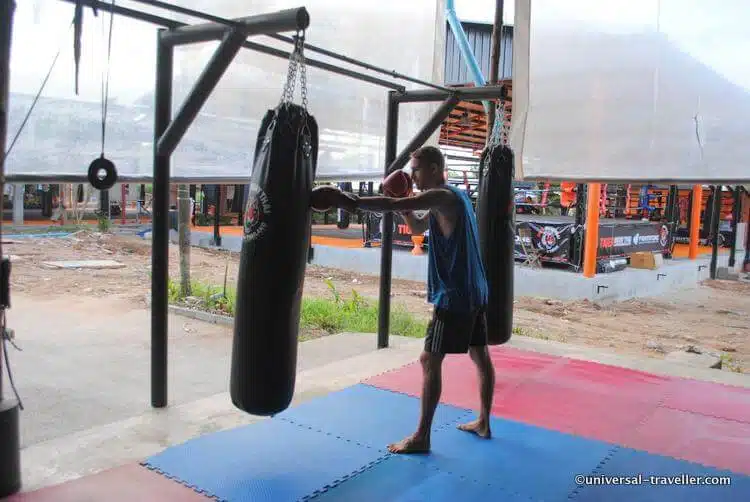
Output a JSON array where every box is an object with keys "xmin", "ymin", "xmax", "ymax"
[
  {"xmin": 583, "ymin": 183, "xmax": 601, "ymax": 278},
  {"xmin": 688, "ymin": 184, "xmax": 702, "ymax": 260}
]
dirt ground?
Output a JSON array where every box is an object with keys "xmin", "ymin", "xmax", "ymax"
[{"xmin": 5, "ymin": 230, "xmax": 749, "ymax": 374}]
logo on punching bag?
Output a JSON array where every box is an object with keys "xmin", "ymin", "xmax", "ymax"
[{"xmin": 244, "ymin": 185, "xmax": 271, "ymax": 241}]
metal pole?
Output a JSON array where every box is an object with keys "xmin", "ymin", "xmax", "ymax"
[
  {"xmin": 57, "ymin": 0, "xmax": 404, "ymax": 92},
  {"xmin": 377, "ymin": 92, "xmax": 399, "ymax": 349},
  {"xmin": 59, "ymin": 0, "xmax": 181, "ymax": 27},
  {"xmin": 385, "ymin": 96, "xmax": 459, "ymax": 174},
  {"xmin": 0, "ymin": 0, "xmax": 21, "ymax": 495},
  {"xmin": 213, "ymin": 185, "xmax": 222, "ymax": 246},
  {"xmin": 157, "ymin": 28, "xmax": 252, "ymax": 157},
  {"xmin": 265, "ymin": 34, "xmax": 451, "ymax": 92},
  {"xmin": 5, "ymin": 171, "xmax": 388, "ymax": 184},
  {"xmin": 161, "ymin": 8, "xmax": 309, "ymax": 46},
  {"xmin": 485, "ymin": 0, "xmax": 504, "ymax": 148},
  {"xmin": 151, "ymin": 29, "xmax": 173, "ymax": 408},
  {"xmin": 241, "ymin": 40, "xmax": 404, "ymax": 92},
  {"xmin": 709, "ymin": 185, "xmax": 722, "ymax": 279},
  {"xmin": 0, "ymin": 0, "xmax": 11, "ymax": 404},
  {"xmin": 729, "ymin": 186, "xmax": 740, "ymax": 268},
  {"xmin": 393, "ymin": 85, "xmax": 508, "ymax": 104}
]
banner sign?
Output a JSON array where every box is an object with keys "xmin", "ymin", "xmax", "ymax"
[
  {"xmin": 514, "ymin": 219, "xmax": 578, "ymax": 265},
  {"xmin": 364, "ymin": 212, "xmax": 415, "ymax": 247},
  {"xmin": 597, "ymin": 221, "xmax": 673, "ymax": 257}
]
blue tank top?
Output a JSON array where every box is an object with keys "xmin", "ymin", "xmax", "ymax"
[{"xmin": 427, "ymin": 184, "xmax": 488, "ymax": 312}]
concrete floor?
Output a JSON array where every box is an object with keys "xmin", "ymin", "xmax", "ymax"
[{"xmin": 3, "ymin": 293, "xmax": 748, "ymax": 493}]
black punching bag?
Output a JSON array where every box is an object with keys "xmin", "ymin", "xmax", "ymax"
[
  {"xmin": 230, "ymin": 103, "xmax": 319, "ymax": 415},
  {"xmin": 477, "ymin": 144, "xmax": 515, "ymax": 345}
]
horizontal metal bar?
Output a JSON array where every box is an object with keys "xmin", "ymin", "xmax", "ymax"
[
  {"xmin": 265, "ymin": 34, "xmax": 452, "ymax": 92},
  {"xmin": 5, "ymin": 171, "xmax": 386, "ymax": 184},
  {"xmin": 56, "ymin": 1, "xmax": 409, "ymax": 92},
  {"xmin": 386, "ymin": 95, "xmax": 460, "ymax": 173},
  {"xmin": 161, "ymin": 8, "xmax": 310, "ymax": 46},
  {"xmin": 394, "ymin": 85, "xmax": 508, "ymax": 104},
  {"xmin": 240, "ymin": 40, "xmax": 404, "ymax": 92},
  {"xmin": 58, "ymin": 0, "xmax": 180, "ymax": 28},
  {"xmin": 58, "ymin": 0, "xmax": 403, "ymax": 91},
  {"xmin": 157, "ymin": 28, "xmax": 249, "ymax": 157}
]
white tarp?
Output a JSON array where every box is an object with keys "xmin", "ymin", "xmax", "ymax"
[
  {"xmin": 511, "ymin": 0, "xmax": 750, "ymax": 183},
  {"xmin": 6, "ymin": 0, "xmax": 444, "ymax": 180}
]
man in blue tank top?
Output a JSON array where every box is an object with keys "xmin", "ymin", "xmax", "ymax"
[{"xmin": 348, "ymin": 146, "xmax": 496, "ymax": 454}]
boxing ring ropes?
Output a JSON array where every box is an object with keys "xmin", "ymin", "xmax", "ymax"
[{"xmin": 0, "ymin": 0, "xmax": 509, "ymax": 414}]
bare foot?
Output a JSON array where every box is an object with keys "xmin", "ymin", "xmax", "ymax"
[
  {"xmin": 387, "ymin": 435, "xmax": 430, "ymax": 454},
  {"xmin": 457, "ymin": 419, "xmax": 491, "ymax": 438}
]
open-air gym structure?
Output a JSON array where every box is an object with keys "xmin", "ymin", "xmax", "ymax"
[{"xmin": 1, "ymin": 0, "xmax": 749, "ymax": 500}]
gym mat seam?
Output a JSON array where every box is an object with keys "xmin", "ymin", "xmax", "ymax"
[
  {"xmin": 659, "ymin": 405, "xmax": 749, "ymax": 425},
  {"xmin": 299, "ymin": 455, "xmax": 392, "ymax": 501},
  {"xmin": 566, "ymin": 386, "xmax": 674, "ymax": 501},
  {"xmin": 289, "ymin": 411, "xmax": 482, "ymax": 501},
  {"xmin": 359, "ymin": 383, "xmax": 476, "ymax": 413},
  {"xmin": 139, "ymin": 461, "xmax": 225, "ymax": 502}
]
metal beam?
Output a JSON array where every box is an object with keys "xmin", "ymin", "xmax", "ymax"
[
  {"xmin": 56, "ymin": 1, "xmax": 403, "ymax": 91},
  {"xmin": 151, "ymin": 29, "xmax": 173, "ymax": 409},
  {"xmin": 385, "ymin": 95, "xmax": 460, "ymax": 173},
  {"xmin": 265, "ymin": 33, "xmax": 451, "ymax": 92},
  {"xmin": 161, "ymin": 8, "xmax": 309, "ymax": 46},
  {"xmin": 377, "ymin": 91, "xmax": 399, "ymax": 349},
  {"xmin": 241, "ymin": 40, "xmax": 404, "ymax": 91},
  {"xmin": 58, "ymin": 0, "xmax": 180, "ymax": 28},
  {"xmin": 3, "ymin": 171, "xmax": 389, "ymax": 184},
  {"xmin": 157, "ymin": 28, "xmax": 252, "ymax": 158},
  {"xmin": 394, "ymin": 85, "xmax": 508, "ymax": 104}
]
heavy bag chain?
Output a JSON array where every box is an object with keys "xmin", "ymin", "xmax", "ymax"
[
  {"xmin": 488, "ymin": 100, "xmax": 510, "ymax": 151},
  {"xmin": 279, "ymin": 31, "xmax": 309, "ymax": 111},
  {"xmin": 275, "ymin": 30, "xmax": 312, "ymax": 158}
]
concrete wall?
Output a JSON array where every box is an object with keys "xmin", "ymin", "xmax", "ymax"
[{"xmin": 170, "ymin": 230, "xmax": 745, "ymax": 303}]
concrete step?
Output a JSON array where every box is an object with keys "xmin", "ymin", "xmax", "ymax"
[{"xmin": 18, "ymin": 333, "xmax": 423, "ymax": 492}]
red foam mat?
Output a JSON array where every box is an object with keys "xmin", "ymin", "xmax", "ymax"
[
  {"xmin": 625, "ymin": 406, "xmax": 750, "ymax": 475},
  {"xmin": 661, "ymin": 378, "xmax": 750, "ymax": 424},
  {"xmin": 365, "ymin": 346, "xmax": 750, "ymax": 471},
  {"xmin": 6, "ymin": 464, "xmax": 210, "ymax": 502}
]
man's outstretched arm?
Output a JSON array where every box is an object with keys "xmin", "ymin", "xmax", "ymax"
[{"xmin": 354, "ymin": 189, "xmax": 455, "ymax": 235}]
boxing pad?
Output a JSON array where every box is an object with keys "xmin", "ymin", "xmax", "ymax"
[
  {"xmin": 476, "ymin": 145, "xmax": 514, "ymax": 345},
  {"xmin": 383, "ymin": 169, "xmax": 413, "ymax": 198},
  {"xmin": 230, "ymin": 103, "xmax": 319, "ymax": 416}
]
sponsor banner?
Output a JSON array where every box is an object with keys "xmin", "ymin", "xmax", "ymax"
[
  {"xmin": 515, "ymin": 220, "xmax": 577, "ymax": 265},
  {"xmin": 597, "ymin": 222, "xmax": 672, "ymax": 256},
  {"xmin": 364, "ymin": 212, "xmax": 415, "ymax": 247}
]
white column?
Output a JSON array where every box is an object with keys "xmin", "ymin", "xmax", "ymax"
[{"xmin": 12, "ymin": 184, "xmax": 24, "ymax": 226}]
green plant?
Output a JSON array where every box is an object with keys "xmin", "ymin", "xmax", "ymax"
[
  {"xmin": 97, "ymin": 213, "xmax": 111, "ymax": 233},
  {"xmin": 167, "ymin": 278, "xmax": 428, "ymax": 338}
]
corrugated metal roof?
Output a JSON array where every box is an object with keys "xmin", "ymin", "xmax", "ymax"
[{"xmin": 444, "ymin": 22, "xmax": 513, "ymax": 85}]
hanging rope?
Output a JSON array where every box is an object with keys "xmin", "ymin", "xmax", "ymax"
[
  {"xmin": 2, "ymin": 19, "xmax": 74, "ymax": 163},
  {"xmin": 100, "ymin": 0, "xmax": 116, "ymax": 157}
]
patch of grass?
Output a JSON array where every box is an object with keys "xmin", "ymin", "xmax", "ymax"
[
  {"xmin": 167, "ymin": 277, "xmax": 428, "ymax": 338},
  {"xmin": 720, "ymin": 353, "xmax": 744, "ymax": 373},
  {"xmin": 512, "ymin": 325, "xmax": 550, "ymax": 340}
]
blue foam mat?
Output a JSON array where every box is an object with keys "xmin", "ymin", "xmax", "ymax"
[
  {"xmin": 277, "ymin": 384, "xmax": 473, "ymax": 450},
  {"xmin": 312, "ymin": 455, "xmax": 532, "ymax": 502},
  {"xmin": 143, "ymin": 418, "xmax": 386, "ymax": 502},
  {"xmin": 570, "ymin": 447, "xmax": 750, "ymax": 502},
  {"xmin": 409, "ymin": 415, "xmax": 615, "ymax": 501}
]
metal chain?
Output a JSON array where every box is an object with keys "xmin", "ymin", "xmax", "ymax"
[{"xmin": 278, "ymin": 30, "xmax": 308, "ymax": 112}]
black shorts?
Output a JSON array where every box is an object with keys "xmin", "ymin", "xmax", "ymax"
[{"xmin": 424, "ymin": 306, "xmax": 488, "ymax": 354}]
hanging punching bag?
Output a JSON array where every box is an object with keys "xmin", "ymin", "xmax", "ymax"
[
  {"xmin": 230, "ymin": 101, "xmax": 319, "ymax": 416},
  {"xmin": 476, "ymin": 144, "xmax": 515, "ymax": 345}
]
